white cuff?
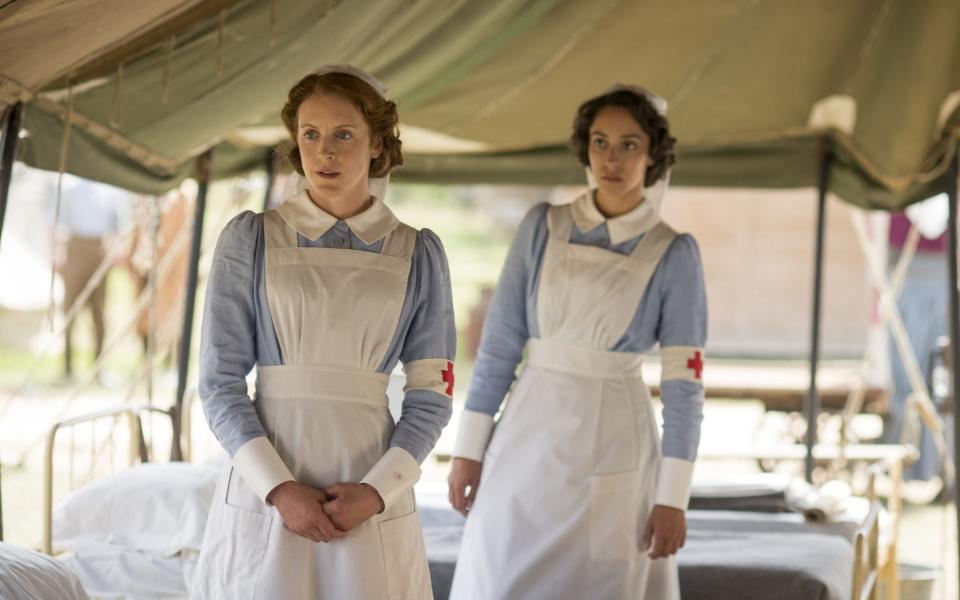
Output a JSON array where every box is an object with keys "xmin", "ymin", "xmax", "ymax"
[
  {"xmin": 453, "ymin": 410, "xmax": 495, "ymax": 462},
  {"xmin": 654, "ymin": 457, "xmax": 695, "ymax": 510},
  {"xmin": 231, "ymin": 436, "xmax": 295, "ymax": 504},
  {"xmin": 360, "ymin": 447, "xmax": 422, "ymax": 511}
]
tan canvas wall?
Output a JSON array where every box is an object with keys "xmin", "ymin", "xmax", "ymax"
[{"xmin": 661, "ymin": 188, "xmax": 874, "ymax": 358}]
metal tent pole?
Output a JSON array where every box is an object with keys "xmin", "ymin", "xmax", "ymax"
[
  {"xmin": 944, "ymin": 148, "xmax": 960, "ymax": 597},
  {"xmin": 172, "ymin": 149, "xmax": 213, "ymax": 460},
  {"xmin": 0, "ymin": 103, "xmax": 23, "ymax": 251},
  {"xmin": 262, "ymin": 148, "xmax": 276, "ymax": 212},
  {"xmin": 805, "ymin": 137, "xmax": 833, "ymax": 482}
]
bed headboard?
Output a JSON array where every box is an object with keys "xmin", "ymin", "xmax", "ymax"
[
  {"xmin": 41, "ymin": 393, "xmax": 195, "ymax": 555},
  {"xmin": 851, "ymin": 464, "xmax": 884, "ymax": 600}
]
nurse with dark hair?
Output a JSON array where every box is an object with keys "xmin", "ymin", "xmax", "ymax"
[{"xmin": 448, "ymin": 85, "xmax": 707, "ymax": 600}]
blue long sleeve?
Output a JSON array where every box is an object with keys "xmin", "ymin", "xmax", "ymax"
[{"xmin": 464, "ymin": 204, "xmax": 548, "ymax": 416}]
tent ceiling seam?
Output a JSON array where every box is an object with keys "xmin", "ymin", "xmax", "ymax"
[
  {"xmin": 123, "ymin": 0, "xmax": 348, "ymax": 164},
  {"xmin": 0, "ymin": 74, "xmax": 32, "ymax": 104},
  {"xmin": 37, "ymin": 0, "xmax": 222, "ymax": 92},
  {"xmin": 682, "ymin": 127, "xmax": 960, "ymax": 192},
  {"xmin": 455, "ymin": 125, "xmax": 958, "ymax": 194},
  {"xmin": 33, "ymin": 97, "xmax": 181, "ymax": 175}
]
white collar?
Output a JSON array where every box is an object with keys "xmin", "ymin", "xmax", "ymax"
[
  {"xmin": 276, "ymin": 189, "xmax": 399, "ymax": 245},
  {"xmin": 570, "ymin": 191, "xmax": 661, "ymax": 244}
]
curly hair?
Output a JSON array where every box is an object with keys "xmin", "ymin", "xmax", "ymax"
[
  {"xmin": 569, "ymin": 89, "xmax": 676, "ymax": 187},
  {"xmin": 280, "ymin": 72, "xmax": 403, "ymax": 178}
]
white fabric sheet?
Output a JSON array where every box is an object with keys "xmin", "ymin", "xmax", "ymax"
[
  {"xmin": 61, "ymin": 544, "xmax": 196, "ymax": 600},
  {"xmin": 0, "ymin": 541, "xmax": 90, "ymax": 600}
]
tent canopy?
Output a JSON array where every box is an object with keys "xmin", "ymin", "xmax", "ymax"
[{"xmin": 2, "ymin": 0, "xmax": 959, "ymax": 208}]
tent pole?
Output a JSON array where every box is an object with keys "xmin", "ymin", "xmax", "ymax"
[
  {"xmin": 0, "ymin": 102, "xmax": 23, "ymax": 252},
  {"xmin": 946, "ymin": 146, "xmax": 960, "ymax": 597},
  {"xmin": 172, "ymin": 149, "xmax": 213, "ymax": 461},
  {"xmin": 262, "ymin": 148, "xmax": 276, "ymax": 212},
  {"xmin": 806, "ymin": 137, "xmax": 833, "ymax": 482},
  {"xmin": 0, "ymin": 101, "xmax": 21, "ymax": 541}
]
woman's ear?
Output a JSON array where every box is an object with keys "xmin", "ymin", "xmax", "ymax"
[{"xmin": 370, "ymin": 136, "xmax": 384, "ymax": 159}]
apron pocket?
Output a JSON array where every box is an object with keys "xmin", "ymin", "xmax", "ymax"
[
  {"xmin": 481, "ymin": 448, "xmax": 498, "ymax": 477},
  {"xmin": 589, "ymin": 471, "xmax": 640, "ymax": 561},
  {"xmin": 378, "ymin": 490, "xmax": 432, "ymax": 600},
  {"xmin": 593, "ymin": 379, "xmax": 640, "ymax": 475},
  {"xmin": 194, "ymin": 475, "xmax": 273, "ymax": 600},
  {"xmin": 225, "ymin": 466, "xmax": 270, "ymax": 514},
  {"xmin": 484, "ymin": 369, "xmax": 535, "ymax": 463}
]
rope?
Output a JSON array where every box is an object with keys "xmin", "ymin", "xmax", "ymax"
[
  {"xmin": 269, "ymin": 0, "xmax": 277, "ymax": 47},
  {"xmin": 216, "ymin": 10, "xmax": 226, "ymax": 77},
  {"xmin": 0, "ymin": 206, "xmax": 190, "ymax": 422},
  {"xmin": 161, "ymin": 36, "xmax": 175, "ymax": 104},
  {"xmin": 4, "ymin": 182, "xmax": 253, "ymax": 466},
  {"xmin": 73, "ymin": 289, "xmax": 186, "ymax": 482},
  {"xmin": 7, "ymin": 224, "xmax": 191, "ymax": 468},
  {"xmin": 144, "ymin": 197, "xmax": 161, "ymax": 409},
  {"xmin": 47, "ymin": 80, "xmax": 74, "ymax": 329},
  {"xmin": 0, "ymin": 239, "xmax": 116, "ymax": 416},
  {"xmin": 849, "ymin": 208, "xmax": 955, "ymax": 486},
  {"xmin": 109, "ymin": 61, "xmax": 124, "ymax": 128},
  {"xmin": 838, "ymin": 212, "xmax": 920, "ymax": 465}
]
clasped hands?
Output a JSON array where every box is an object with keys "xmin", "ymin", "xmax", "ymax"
[{"xmin": 267, "ymin": 480, "xmax": 384, "ymax": 543}]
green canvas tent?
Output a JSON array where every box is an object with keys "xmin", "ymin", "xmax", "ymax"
[{"xmin": 1, "ymin": 0, "xmax": 958, "ymax": 207}]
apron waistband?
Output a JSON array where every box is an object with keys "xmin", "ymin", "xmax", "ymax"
[
  {"xmin": 257, "ymin": 364, "xmax": 390, "ymax": 406},
  {"xmin": 527, "ymin": 338, "xmax": 644, "ymax": 378}
]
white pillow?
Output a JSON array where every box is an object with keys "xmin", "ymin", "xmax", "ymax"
[
  {"xmin": 52, "ymin": 462, "xmax": 220, "ymax": 556},
  {"xmin": 0, "ymin": 541, "xmax": 90, "ymax": 600}
]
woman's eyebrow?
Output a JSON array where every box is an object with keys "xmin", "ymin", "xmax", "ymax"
[{"xmin": 299, "ymin": 122, "xmax": 359, "ymax": 129}]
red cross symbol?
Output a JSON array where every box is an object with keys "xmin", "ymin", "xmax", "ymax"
[
  {"xmin": 442, "ymin": 361, "xmax": 455, "ymax": 395},
  {"xmin": 686, "ymin": 351, "xmax": 704, "ymax": 380}
]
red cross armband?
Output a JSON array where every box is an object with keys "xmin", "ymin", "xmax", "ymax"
[
  {"xmin": 660, "ymin": 346, "xmax": 705, "ymax": 384},
  {"xmin": 402, "ymin": 359, "xmax": 455, "ymax": 399}
]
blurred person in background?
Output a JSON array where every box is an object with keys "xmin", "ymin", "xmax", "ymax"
[{"xmin": 53, "ymin": 175, "xmax": 128, "ymax": 379}]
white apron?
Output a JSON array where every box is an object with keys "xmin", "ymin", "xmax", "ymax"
[
  {"xmin": 450, "ymin": 203, "xmax": 679, "ymax": 600},
  {"xmin": 193, "ymin": 210, "xmax": 433, "ymax": 600}
]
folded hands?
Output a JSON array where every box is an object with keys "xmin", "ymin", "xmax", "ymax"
[{"xmin": 268, "ymin": 480, "xmax": 384, "ymax": 543}]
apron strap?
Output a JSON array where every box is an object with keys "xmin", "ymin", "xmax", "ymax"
[
  {"xmin": 546, "ymin": 204, "xmax": 574, "ymax": 241},
  {"xmin": 624, "ymin": 221, "xmax": 677, "ymax": 276},
  {"xmin": 380, "ymin": 223, "xmax": 417, "ymax": 260},
  {"xmin": 263, "ymin": 210, "xmax": 298, "ymax": 249}
]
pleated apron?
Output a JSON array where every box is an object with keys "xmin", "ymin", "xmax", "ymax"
[
  {"xmin": 450, "ymin": 204, "xmax": 679, "ymax": 600},
  {"xmin": 193, "ymin": 210, "xmax": 432, "ymax": 600}
]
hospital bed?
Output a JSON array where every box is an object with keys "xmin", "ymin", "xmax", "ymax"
[
  {"xmin": 416, "ymin": 473, "xmax": 883, "ymax": 600},
  {"xmin": 695, "ymin": 443, "xmax": 909, "ymax": 599},
  {"xmin": 18, "ymin": 400, "xmax": 885, "ymax": 600},
  {"xmin": 34, "ymin": 400, "xmax": 207, "ymax": 600},
  {"xmin": 644, "ymin": 359, "xmax": 889, "ymax": 415}
]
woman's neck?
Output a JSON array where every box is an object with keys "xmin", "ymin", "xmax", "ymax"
[
  {"xmin": 593, "ymin": 188, "xmax": 644, "ymax": 219},
  {"xmin": 306, "ymin": 189, "xmax": 372, "ymax": 220}
]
